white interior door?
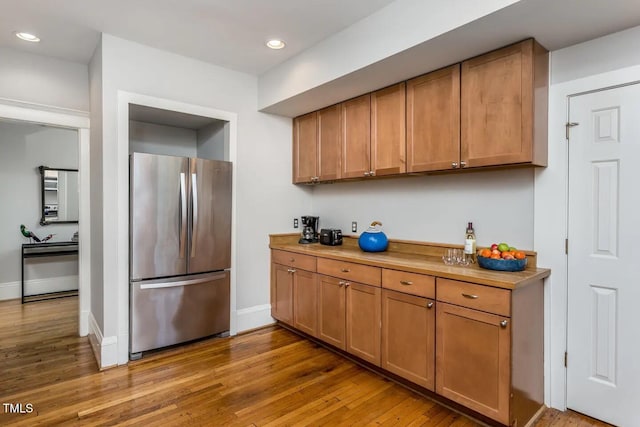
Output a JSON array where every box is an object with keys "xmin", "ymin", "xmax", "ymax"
[{"xmin": 567, "ymin": 83, "xmax": 640, "ymax": 426}]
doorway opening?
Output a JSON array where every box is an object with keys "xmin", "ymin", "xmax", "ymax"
[{"xmin": 0, "ymin": 100, "xmax": 90, "ymax": 336}]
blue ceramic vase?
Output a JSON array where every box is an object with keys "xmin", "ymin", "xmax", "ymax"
[{"xmin": 358, "ymin": 221, "xmax": 388, "ymax": 252}]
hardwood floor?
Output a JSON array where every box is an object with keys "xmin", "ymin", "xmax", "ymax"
[{"xmin": 0, "ymin": 297, "xmax": 612, "ymax": 426}]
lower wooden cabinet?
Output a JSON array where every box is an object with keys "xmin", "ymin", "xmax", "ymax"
[
  {"xmin": 436, "ymin": 302, "xmax": 511, "ymax": 425},
  {"xmin": 318, "ymin": 275, "xmax": 346, "ymax": 349},
  {"xmin": 382, "ymin": 289, "xmax": 435, "ymax": 390},
  {"xmin": 271, "ymin": 249, "xmax": 544, "ymax": 426},
  {"xmin": 271, "ymin": 263, "xmax": 294, "ymax": 325},
  {"xmin": 318, "ymin": 275, "xmax": 381, "ymax": 366},
  {"xmin": 346, "ymin": 282, "xmax": 381, "ymax": 366},
  {"xmin": 293, "ymin": 270, "xmax": 318, "ymax": 337}
]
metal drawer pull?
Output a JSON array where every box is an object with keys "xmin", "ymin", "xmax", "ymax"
[
  {"xmin": 287, "ymin": 268, "xmax": 296, "ymax": 274},
  {"xmin": 462, "ymin": 293, "xmax": 479, "ymax": 299},
  {"xmin": 339, "ymin": 281, "xmax": 350, "ymax": 287},
  {"xmin": 400, "ymin": 280, "xmax": 413, "ymax": 286},
  {"xmin": 290, "ymin": 258, "xmax": 295, "ymax": 262},
  {"xmin": 427, "ymin": 302, "xmax": 434, "ymax": 309},
  {"xmin": 500, "ymin": 320, "xmax": 508, "ymax": 328},
  {"xmin": 341, "ymin": 268, "xmax": 351, "ymax": 273}
]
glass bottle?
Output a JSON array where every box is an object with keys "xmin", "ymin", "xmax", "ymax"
[{"xmin": 464, "ymin": 222, "xmax": 476, "ymax": 263}]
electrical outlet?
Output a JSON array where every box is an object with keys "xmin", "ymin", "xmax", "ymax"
[
  {"xmin": 351, "ymin": 221, "xmax": 357, "ymax": 233},
  {"xmin": 293, "ymin": 218, "xmax": 299, "ymax": 228}
]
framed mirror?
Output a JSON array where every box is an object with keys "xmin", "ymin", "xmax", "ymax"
[{"xmin": 39, "ymin": 166, "xmax": 79, "ymax": 225}]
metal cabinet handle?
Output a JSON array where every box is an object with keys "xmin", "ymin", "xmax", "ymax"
[
  {"xmin": 290, "ymin": 258, "xmax": 295, "ymax": 262},
  {"xmin": 341, "ymin": 268, "xmax": 350, "ymax": 273},
  {"xmin": 190, "ymin": 173, "xmax": 198, "ymax": 258},
  {"xmin": 400, "ymin": 280, "xmax": 413, "ymax": 286},
  {"xmin": 345, "ymin": 282, "xmax": 351, "ymax": 288},
  {"xmin": 427, "ymin": 302, "xmax": 434, "ymax": 309},
  {"xmin": 452, "ymin": 162, "xmax": 459, "ymax": 169},
  {"xmin": 287, "ymin": 268, "xmax": 296, "ymax": 274},
  {"xmin": 364, "ymin": 171, "xmax": 371, "ymax": 177},
  {"xmin": 460, "ymin": 161, "xmax": 467, "ymax": 168},
  {"xmin": 462, "ymin": 293, "xmax": 478, "ymax": 299},
  {"xmin": 369, "ymin": 170, "xmax": 376, "ymax": 177},
  {"xmin": 500, "ymin": 320, "xmax": 508, "ymax": 328}
]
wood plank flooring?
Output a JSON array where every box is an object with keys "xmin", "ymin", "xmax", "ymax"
[{"xmin": 0, "ymin": 297, "xmax": 612, "ymax": 426}]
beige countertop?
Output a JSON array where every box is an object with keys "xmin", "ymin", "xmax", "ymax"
[{"xmin": 270, "ymin": 238, "xmax": 550, "ymax": 290}]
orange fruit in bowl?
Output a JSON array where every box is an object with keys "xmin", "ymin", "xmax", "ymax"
[
  {"xmin": 515, "ymin": 251, "xmax": 526, "ymax": 260},
  {"xmin": 480, "ymin": 248, "xmax": 491, "ymax": 258},
  {"xmin": 490, "ymin": 254, "xmax": 501, "ymax": 260}
]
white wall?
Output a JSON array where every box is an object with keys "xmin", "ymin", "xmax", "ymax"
[
  {"xmin": 90, "ymin": 34, "xmax": 311, "ymax": 366},
  {"xmin": 258, "ymin": 0, "xmax": 519, "ymax": 112},
  {"xmin": 0, "ymin": 47, "xmax": 89, "ymax": 112},
  {"xmin": 197, "ymin": 121, "xmax": 227, "ymax": 161},
  {"xmin": 129, "ymin": 121, "xmax": 198, "ymax": 157},
  {"xmin": 537, "ymin": 24, "xmax": 640, "ymax": 410},
  {"xmin": 312, "ymin": 169, "xmax": 534, "ymax": 248},
  {"xmin": 0, "ymin": 120, "xmax": 79, "ymax": 300}
]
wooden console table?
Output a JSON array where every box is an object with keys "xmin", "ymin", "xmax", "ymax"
[{"xmin": 22, "ymin": 242, "xmax": 79, "ymax": 303}]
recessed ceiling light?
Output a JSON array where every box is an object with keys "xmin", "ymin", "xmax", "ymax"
[
  {"xmin": 15, "ymin": 32, "xmax": 40, "ymax": 42},
  {"xmin": 266, "ymin": 39, "xmax": 286, "ymax": 50}
]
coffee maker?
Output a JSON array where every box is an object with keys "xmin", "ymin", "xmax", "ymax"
[{"xmin": 299, "ymin": 216, "xmax": 319, "ymax": 244}]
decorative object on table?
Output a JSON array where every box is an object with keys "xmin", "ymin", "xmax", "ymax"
[
  {"xmin": 358, "ymin": 221, "xmax": 388, "ymax": 252},
  {"xmin": 20, "ymin": 224, "xmax": 41, "ymax": 242},
  {"xmin": 41, "ymin": 233, "xmax": 55, "ymax": 242},
  {"xmin": 476, "ymin": 242, "xmax": 528, "ymax": 272}
]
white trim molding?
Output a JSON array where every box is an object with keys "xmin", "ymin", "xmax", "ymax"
[
  {"xmin": 115, "ymin": 91, "xmax": 239, "ymax": 365},
  {"xmin": 88, "ymin": 311, "xmax": 118, "ymax": 369},
  {"xmin": 536, "ymin": 62, "xmax": 640, "ymax": 410},
  {"xmin": 0, "ymin": 97, "xmax": 91, "ymax": 339},
  {"xmin": 0, "ymin": 276, "xmax": 79, "ymax": 301},
  {"xmin": 236, "ymin": 304, "xmax": 275, "ymax": 333}
]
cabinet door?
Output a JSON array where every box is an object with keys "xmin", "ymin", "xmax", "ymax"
[
  {"xmin": 318, "ymin": 275, "xmax": 346, "ymax": 349},
  {"xmin": 371, "ymin": 83, "xmax": 406, "ymax": 176},
  {"xmin": 461, "ymin": 40, "xmax": 535, "ymax": 167},
  {"xmin": 346, "ymin": 282, "xmax": 381, "ymax": 366},
  {"xmin": 436, "ymin": 302, "xmax": 511, "ymax": 424},
  {"xmin": 317, "ymin": 104, "xmax": 342, "ymax": 181},
  {"xmin": 292, "ymin": 112, "xmax": 318, "ymax": 183},
  {"xmin": 341, "ymin": 94, "xmax": 371, "ymax": 179},
  {"xmin": 271, "ymin": 263, "xmax": 293, "ymax": 325},
  {"xmin": 381, "ymin": 290, "xmax": 435, "ymax": 390},
  {"xmin": 293, "ymin": 270, "xmax": 318, "ymax": 337},
  {"xmin": 407, "ymin": 65, "xmax": 460, "ymax": 172}
]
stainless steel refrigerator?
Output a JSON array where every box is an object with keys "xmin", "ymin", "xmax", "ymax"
[{"xmin": 129, "ymin": 152, "xmax": 232, "ymax": 358}]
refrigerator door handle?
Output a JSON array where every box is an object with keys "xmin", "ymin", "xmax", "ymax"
[
  {"xmin": 191, "ymin": 172, "xmax": 198, "ymax": 258},
  {"xmin": 140, "ymin": 273, "xmax": 227, "ymax": 290},
  {"xmin": 179, "ymin": 172, "xmax": 187, "ymax": 259}
]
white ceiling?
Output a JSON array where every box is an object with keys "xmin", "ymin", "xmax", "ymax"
[{"xmin": 0, "ymin": 0, "xmax": 396, "ymax": 75}]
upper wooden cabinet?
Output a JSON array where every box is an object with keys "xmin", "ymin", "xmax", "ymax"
[
  {"xmin": 461, "ymin": 39, "xmax": 548, "ymax": 168},
  {"xmin": 341, "ymin": 84, "xmax": 406, "ymax": 179},
  {"xmin": 317, "ymin": 104, "xmax": 342, "ymax": 181},
  {"xmin": 341, "ymin": 94, "xmax": 371, "ymax": 179},
  {"xmin": 407, "ymin": 64, "xmax": 460, "ymax": 172},
  {"xmin": 292, "ymin": 38, "xmax": 548, "ymax": 183},
  {"xmin": 371, "ymin": 83, "xmax": 406, "ymax": 176},
  {"xmin": 292, "ymin": 105, "xmax": 342, "ymax": 184},
  {"xmin": 292, "ymin": 112, "xmax": 317, "ymax": 184}
]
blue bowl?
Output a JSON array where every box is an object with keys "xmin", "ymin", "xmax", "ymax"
[{"xmin": 477, "ymin": 256, "xmax": 527, "ymax": 272}]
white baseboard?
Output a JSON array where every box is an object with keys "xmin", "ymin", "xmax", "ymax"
[
  {"xmin": 88, "ymin": 312, "xmax": 118, "ymax": 369},
  {"xmin": 236, "ymin": 304, "xmax": 275, "ymax": 333},
  {"xmin": 79, "ymin": 309, "xmax": 90, "ymax": 337},
  {"xmin": 0, "ymin": 276, "xmax": 78, "ymax": 301}
]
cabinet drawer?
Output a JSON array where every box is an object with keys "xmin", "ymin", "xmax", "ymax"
[
  {"xmin": 382, "ymin": 269, "xmax": 435, "ymax": 299},
  {"xmin": 271, "ymin": 250, "xmax": 317, "ymax": 272},
  {"xmin": 436, "ymin": 278, "xmax": 510, "ymax": 317},
  {"xmin": 317, "ymin": 258, "xmax": 381, "ymax": 287}
]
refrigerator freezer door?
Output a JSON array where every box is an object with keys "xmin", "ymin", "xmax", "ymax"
[
  {"xmin": 188, "ymin": 158, "xmax": 232, "ymax": 274},
  {"xmin": 130, "ymin": 153, "xmax": 189, "ymax": 280},
  {"xmin": 130, "ymin": 271, "xmax": 230, "ymax": 354}
]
